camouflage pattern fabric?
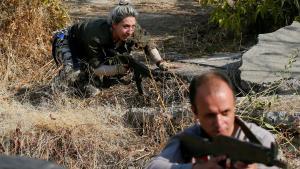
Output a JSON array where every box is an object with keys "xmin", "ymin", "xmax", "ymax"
[
  {"xmin": 68, "ymin": 18, "xmax": 156, "ymax": 68},
  {"xmin": 51, "ymin": 19, "xmax": 155, "ymax": 96}
]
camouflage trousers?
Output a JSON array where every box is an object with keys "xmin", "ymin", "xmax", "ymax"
[
  {"xmin": 52, "ymin": 69, "xmax": 125, "ymax": 97},
  {"xmin": 52, "ymin": 69, "xmax": 102, "ymax": 97},
  {"xmin": 51, "ymin": 29, "xmax": 99, "ymax": 96},
  {"xmin": 52, "ymin": 29, "xmax": 73, "ymax": 70}
]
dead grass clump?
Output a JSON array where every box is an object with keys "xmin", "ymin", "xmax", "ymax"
[
  {"xmin": 0, "ymin": 0, "xmax": 69, "ymax": 87},
  {"xmin": 0, "ymin": 99, "xmax": 153, "ymax": 168}
]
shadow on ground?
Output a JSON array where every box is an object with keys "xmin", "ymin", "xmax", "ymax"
[{"xmin": 14, "ymin": 85, "xmax": 54, "ymax": 107}]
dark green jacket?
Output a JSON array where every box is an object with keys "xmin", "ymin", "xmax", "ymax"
[{"xmin": 68, "ymin": 18, "xmax": 156, "ymax": 68}]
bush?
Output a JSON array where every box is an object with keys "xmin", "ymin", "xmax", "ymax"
[
  {"xmin": 0, "ymin": 0, "xmax": 69, "ymax": 87},
  {"xmin": 200, "ymin": 0, "xmax": 300, "ymax": 36}
]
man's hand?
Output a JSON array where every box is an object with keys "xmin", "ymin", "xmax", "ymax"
[
  {"xmin": 233, "ymin": 161, "xmax": 257, "ymax": 169},
  {"xmin": 192, "ymin": 156, "xmax": 226, "ymax": 169},
  {"xmin": 192, "ymin": 156, "xmax": 257, "ymax": 169}
]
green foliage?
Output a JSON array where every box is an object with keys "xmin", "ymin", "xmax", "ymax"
[{"xmin": 200, "ymin": 0, "xmax": 300, "ymax": 36}]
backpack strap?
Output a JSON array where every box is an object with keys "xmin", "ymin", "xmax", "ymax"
[{"xmin": 235, "ymin": 117, "xmax": 262, "ymax": 145}]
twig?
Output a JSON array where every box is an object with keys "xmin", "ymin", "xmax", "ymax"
[{"xmin": 133, "ymin": 152, "xmax": 151, "ymax": 162}]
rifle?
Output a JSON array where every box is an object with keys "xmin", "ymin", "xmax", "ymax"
[
  {"xmin": 109, "ymin": 51, "xmax": 159, "ymax": 94},
  {"xmin": 179, "ymin": 134, "xmax": 287, "ymax": 168}
]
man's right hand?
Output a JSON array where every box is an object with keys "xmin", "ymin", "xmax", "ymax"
[{"xmin": 192, "ymin": 156, "xmax": 226, "ymax": 169}]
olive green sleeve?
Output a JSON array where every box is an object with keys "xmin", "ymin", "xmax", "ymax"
[{"xmin": 86, "ymin": 37, "xmax": 103, "ymax": 68}]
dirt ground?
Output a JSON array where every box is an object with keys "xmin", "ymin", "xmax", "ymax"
[
  {"xmin": 64, "ymin": 0, "xmax": 225, "ymax": 58},
  {"xmin": 66, "ymin": 0, "xmax": 203, "ymax": 35}
]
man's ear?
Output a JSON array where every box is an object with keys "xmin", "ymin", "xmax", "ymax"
[{"xmin": 112, "ymin": 23, "xmax": 117, "ymax": 29}]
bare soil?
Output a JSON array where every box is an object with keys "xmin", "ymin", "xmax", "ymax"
[{"xmin": 64, "ymin": 0, "xmax": 222, "ymax": 58}]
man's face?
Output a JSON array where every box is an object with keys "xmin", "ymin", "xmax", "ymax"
[
  {"xmin": 112, "ymin": 16, "xmax": 136, "ymax": 41},
  {"xmin": 192, "ymin": 80, "xmax": 236, "ymax": 137}
]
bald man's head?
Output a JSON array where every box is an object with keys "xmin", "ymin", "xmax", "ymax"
[
  {"xmin": 189, "ymin": 71, "xmax": 237, "ymax": 137},
  {"xmin": 189, "ymin": 71, "xmax": 235, "ymax": 108}
]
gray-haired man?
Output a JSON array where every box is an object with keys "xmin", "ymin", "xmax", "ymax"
[{"xmin": 52, "ymin": 0, "xmax": 170, "ymax": 93}]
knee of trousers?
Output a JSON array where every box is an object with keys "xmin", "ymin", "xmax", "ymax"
[
  {"xmin": 59, "ymin": 67, "xmax": 81, "ymax": 83},
  {"xmin": 55, "ymin": 38, "xmax": 73, "ymax": 65}
]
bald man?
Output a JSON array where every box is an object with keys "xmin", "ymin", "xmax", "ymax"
[{"xmin": 146, "ymin": 71, "xmax": 280, "ymax": 169}]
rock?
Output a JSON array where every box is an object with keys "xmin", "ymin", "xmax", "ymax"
[
  {"xmin": 236, "ymin": 95, "xmax": 300, "ymax": 133},
  {"xmin": 178, "ymin": 52, "xmax": 242, "ymax": 70},
  {"xmin": 265, "ymin": 111, "xmax": 289, "ymax": 124},
  {"xmin": 240, "ymin": 21, "xmax": 300, "ymax": 92},
  {"xmin": 164, "ymin": 52, "xmax": 242, "ymax": 89},
  {"xmin": 164, "ymin": 52, "xmax": 188, "ymax": 61},
  {"xmin": 0, "ymin": 155, "xmax": 64, "ymax": 169},
  {"xmin": 124, "ymin": 104, "xmax": 193, "ymax": 138},
  {"xmin": 264, "ymin": 112, "xmax": 300, "ymax": 133}
]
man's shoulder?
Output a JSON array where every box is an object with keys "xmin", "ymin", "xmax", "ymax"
[
  {"xmin": 245, "ymin": 121, "xmax": 276, "ymax": 147},
  {"xmin": 177, "ymin": 124, "xmax": 201, "ymax": 137},
  {"xmin": 161, "ymin": 124, "xmax": 201, "ymax": 155},
  {"xmin": 243, "ymin": 121, "xmax": 283, "ymax": 169}
]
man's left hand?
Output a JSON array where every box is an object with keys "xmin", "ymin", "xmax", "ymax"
[{"xmin": 233, "ymin": 161, "xmax": 257, "ymax": 169}]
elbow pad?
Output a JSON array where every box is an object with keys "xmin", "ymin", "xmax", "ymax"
[{"xmin": 149, "ymin": 48, "xmax": 163, "ymax": 63}]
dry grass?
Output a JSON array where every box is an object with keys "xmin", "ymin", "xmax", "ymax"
[
  {"xmin": 0, "ymin": 0, "xmax": 69, "ymax": 87},
  {"xmin": 0, "ymin": 71, "xmax": 189, "ymax": 168},
  {"xmin": 0, "ymin": 95, "xmax": 159, "ymax": 168},
  {"xmin": 1, "ymin": 0, "xmax": 157, "ymax": 168}
]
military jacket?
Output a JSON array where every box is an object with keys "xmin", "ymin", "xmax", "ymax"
[{"xmin": 68, "ymin": 18, "xmax": 156, "ymax": 68}]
